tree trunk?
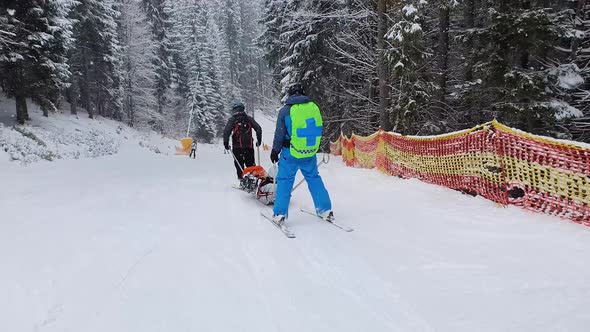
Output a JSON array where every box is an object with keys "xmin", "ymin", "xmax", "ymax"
[
  {"xmin": 497, "ymin": 0, "xmax": 509, "ymax": 75},
  {"xmin": 127, "ymin": 72, "xmax": 134, "ymax": 125},
  {"xmin": 88, "ymin": 97, "xmax": 94, "ymax": 119},
  {"xmin": 521, "ymin": 0, "xmax": 533, "ymax": 132},
  {"xmin": 82, "ymin": 48, "xmax": 92, "ymax": 119},
  {"xmin": 464, "ymin": 0, "xmax": 475, "ymax": 82},
  {"xmin": 437, "ymin": 2, "xmax": 450, "ymax": 111},
  {"xmin": 157, "ymin": 74, "xmax": 166, "ymax": 115},
  {"xmin": 70, "ymin": 78, "xmax": 78, "ymax": 115},
  {"xmin": 96, "ymin": 87, "xmax": 103, "ymax": 117},
  {"xmin": 11, "ymin": 65, "xmax": 31, "ymax": 123},
  {"xmin": 16, "ymin": 94, "xmax": 28, "ymax": 125},
  {"xmin": 520, "ymin": 50, "xmax": 529, "ymax": 69},
  {"xmin": 377, "ymin": 0, "xmax": 391, "ymax": 131},
  {"xmin": 521, "ymin": 0, "xmax": 531, "ymax": 64},
  {"xmin": 42, "ymin": 101, "xmax": 49, "ymax": 117},
  {"xmin": 257, "ymin": 57, "xmax": 264, "ymax": 107},
  {"xmin": 571, "ymin": 0, "xmax": 586, "ymax": 61}
]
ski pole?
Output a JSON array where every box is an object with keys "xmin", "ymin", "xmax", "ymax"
[
  {"xmin": 228, "ymin": 148, "xmax": 244, "ymax": 173},
  {"xmin": 256, "ymin": 145, "xmax": 261, "ymax": 166},
  {"xmin": 272, "ymin": 162, "xmax": 277, "ymax": 200},
  {"xmin": 291, "ymin": 154, "xmax": 328, "ymax": 193}
]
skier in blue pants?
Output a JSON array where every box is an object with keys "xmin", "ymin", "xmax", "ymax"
[{"xmin": 270, "ymin": 83, "xmax": 333, "ymax": 225}]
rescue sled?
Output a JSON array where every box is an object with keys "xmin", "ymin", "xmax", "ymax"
[{"xmin": 233, "ymin": 165, "xmax": 276, "ymax": 205}]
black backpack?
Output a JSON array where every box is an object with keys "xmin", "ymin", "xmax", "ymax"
[{"xmin": 233, "ymin": 115, "xmax": 253, "ymax": 148}]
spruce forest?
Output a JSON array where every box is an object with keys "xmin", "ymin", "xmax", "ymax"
[{"xmin": 2, "ymin": 0, "xmax": 590, "ymax": 143}]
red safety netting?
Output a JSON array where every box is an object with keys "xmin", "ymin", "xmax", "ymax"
[{"xmin": 331, "ymin": 121, "xmax": 590, "ymax": 226}]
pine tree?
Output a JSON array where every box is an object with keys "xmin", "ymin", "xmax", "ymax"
[
  {"xmin": 118, "ymin": 0, "xmax": 160, "ymax": 128},
  {"xmin": 466, "ymin": 0, "xmax": 559, "ymax": 134},
  {"xmin": 433, "ymin": 0, "xmax": 458, "ymax": 121},
  {"xmin": 277, "ymin": 0, "xmax": 339, "ymax": 97},
  {"xmin": 386, "ymin": 0, "xmax": 435, "ymax": 134},
  {"xmin": 378, "ymin": 0, "xmax": 391, "ymax": 131},
  {"xmin": 219, "ymin": 0, "xmax": 242, "ymax": 99},
  {"xmin": 261, "ymin": 0, "xmax": 377, "ymax": 136},
  {"xmin": 207, "ymin": 18, "xmax": 231, "ymax": 134},
  {"xmin": 259, "ymin": 0, "xmax": 290, "ymax": 90},
  {"xmin": 324, "ymin": 0, "xmax": 381, "ymax": 136},
  {"xmin": 69, "ymin": 0, "xmax": 124, "ymax": 120},
  {"xmin": 236, "ymin": 1, "xmax": 263, "ymax": 111},
  {"xmin": 160, "ymin": 0, "xmax": 191, "ymax": 136},
  {"xmin": 198, "ymin": 12, "xmax": 226, "ymax": 140},
  {"xmin": 0, "ymin": 0, "xmax": 75, "ymax": 124},
  {"xmin": 552, "ymin": 0, "xmax": 590, "ymax": 140},
  {"xmin": 171, "ymin": 0, "xmax": 225, "ymax": 141},
  {"xmin": 141, "ymin": 0, "xmax": 175, "ymax": 115}
]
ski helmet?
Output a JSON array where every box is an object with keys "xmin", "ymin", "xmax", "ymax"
[
  {"xmin": 287, "ymin": 83, "xmax": 305, "ymax": 96},
  {"xmin": 231, "ymin": 101, "xmax": 245, "ymax": 113}
]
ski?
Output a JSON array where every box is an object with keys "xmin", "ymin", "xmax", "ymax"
[
  {"xmin": 260, "ymin": 209, "xmax": 296, "ymax": 238},
  {"xmin": 231, "ymin": 184, "xmax": 249, "ymax": 192},
  {"xmin": 300, "ymin": 208, "xmax": 354, "ymax": 232}
]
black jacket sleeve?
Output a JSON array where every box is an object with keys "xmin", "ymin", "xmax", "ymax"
[
  {"xmin": 249, "ymin": 116, "xmax": 262, "ymax": 144},
  {"xmin": 223, "ymin": 115, "xmax": 235, "ymax": 146}
]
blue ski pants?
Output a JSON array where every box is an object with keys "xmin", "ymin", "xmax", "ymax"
[{"xmin": 273, "ymin": 147, "xmax": 332, "ymax": 216}]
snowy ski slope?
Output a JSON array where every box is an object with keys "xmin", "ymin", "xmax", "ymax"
[{"xmin": 1, "ymin": 113, "xmax": 590, "ymax": 331}]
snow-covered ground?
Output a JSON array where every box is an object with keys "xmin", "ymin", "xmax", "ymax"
[
  {"xmin": 2, "ymin": 109, "xmax": 590, "ymax": 332},
  {"xmin": 0, "ymin": 98, "xmax": 176, "ymax": 164}
]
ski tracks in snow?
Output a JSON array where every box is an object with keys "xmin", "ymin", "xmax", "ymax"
[{"xmin": 3, "ymin": 143, "xmax": 590, "ymax": 331}]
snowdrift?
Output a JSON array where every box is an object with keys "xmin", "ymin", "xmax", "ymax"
[{"xmin": 0, "ymin": 101, "xmax": 177, "ymax": 165}]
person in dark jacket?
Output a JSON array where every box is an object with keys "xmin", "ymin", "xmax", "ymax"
[
  {"xmin": 189, "ymin": 141, "xmax": 197, "ymax": 159},
  {"xmin": 223, "ymin": 101, "xmax": 262, "ymax": 179}
]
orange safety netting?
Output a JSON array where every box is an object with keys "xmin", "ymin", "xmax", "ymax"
[{"xmin": 330, "ymin": 120, "xmax": 590, "ymax": 226}]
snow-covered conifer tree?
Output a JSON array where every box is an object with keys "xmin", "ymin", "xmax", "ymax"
[{"xmin": 0, "ymin": 0, "xmax": 75, "ymax": 123}]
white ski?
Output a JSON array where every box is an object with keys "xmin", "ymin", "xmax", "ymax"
[
  {"xmin": 260, "ymin": 209, "xmax": 296, "ymax": 238},
  {"xmin": 300, "ymin": 208, "xmax": 354, "ymax": 232},
  {"xmin": 231, "ymin": 184, "xmax": 250, "ymax": 192}
]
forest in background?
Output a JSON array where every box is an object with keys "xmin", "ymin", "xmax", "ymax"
[
  {"xmin": 2, "ymin": 0, "xmax": 590, "ymax": 143},
  {"xmin": 260, "ymin": 0, "xmax": 590, "ymax": 143},
  {"xmin": 0, "ymin": 0, "xmax": 273, "ymax": 142}
]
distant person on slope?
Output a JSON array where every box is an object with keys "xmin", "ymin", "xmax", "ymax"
[
  {"xmin": 223, "ymin": 101, "xmax": 262, "ymax": 179},
  {"xmin": 270, "ymin": 83, "xmax": 333, "ymax": 225},
  {"xmin": 189, "ymin": 141, "xmax": 197, "ymax": 159}
]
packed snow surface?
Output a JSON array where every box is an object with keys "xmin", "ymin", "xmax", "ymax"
[{"xmin": 2, "ymin": 114, "xmax": 590, "ymax": 332}]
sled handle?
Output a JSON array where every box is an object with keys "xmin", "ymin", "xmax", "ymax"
[
  {"xmin": 291, "ymin": 157, "xmax": 326, "ymax": 193},
  {"xmin": 257, "ymin": 145, "xmax": 261, "ymax": 166},
  {"xmin": 229, "ymin": 149, "xmax": 245, "ymax": 173}
]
